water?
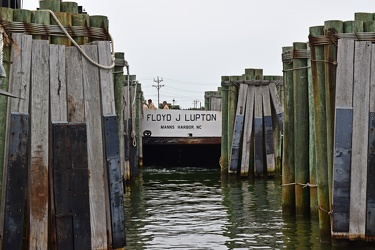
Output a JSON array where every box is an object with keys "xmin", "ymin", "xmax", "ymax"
[{"xmin": 124, "ymin": 167, "xmax": 375, "ymax": 249}]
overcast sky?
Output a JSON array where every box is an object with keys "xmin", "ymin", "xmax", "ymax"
[{"xmin": 23, "ymin": 1, "xmax": 375, "ymax": 108}]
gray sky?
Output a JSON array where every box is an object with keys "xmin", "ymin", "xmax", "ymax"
[{"xmin": 24, "ymin": 1, "xmax": 375, "ymax": 108}]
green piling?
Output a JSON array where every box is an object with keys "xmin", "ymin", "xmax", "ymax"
[
  {"xmin": 31, "ymin": 10, "xmax": 50, "ymax": 40},
  {"xmin": 71, "ymin": 13, "xmax": 90, "ymax": 45},
  {"xmin": 0, "ymin": 6, "xmax": 12, "ymax": 218},
  {"xmin": 220, "ymin": 76, "xmax": 229, "ymax": 171},
  {"xmin": 60, "ymin": 1, "xmax": 78, "ymax": 14},
  {"xmin": 39, "ymin": 0, "xmax": 61, "ymax": 12},
  {"xmin": 324, "ymin": 20, "xmax": 343, "ymax": 212},
  {"xmin": 293, "ymin": 42, "xmax": 310, "ymax": 216},
  {"xmin": 307, "ymin": 46, "xmax": 318, "ymax": 217},
  {"xmin": 309, "ymin": 25, "xmax": 330, "ymax": 242},
  {"xmin": 282, "ymin": 46, "xmax": 295, "ymax": 214}
]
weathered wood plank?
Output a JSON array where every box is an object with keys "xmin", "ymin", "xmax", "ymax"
[
  {"xmin": 254, "ymin": 86, "xmax": 264, "ymax": 177},
  {"xmin": 332, "ymin": 38, "xmax": 354, "ymax": 236},
  {"xmin": 9, "ymin": 33, "xmax": 32, "ymax": 113},
  {"xmin": 29, "ymin": 39, "xmax": 50, "ymax": 249},
  {"xmin": 95, "ymin": 41, "xmax": 116, "ymax": 115},
  {"xmin": 0, "ymin": 33, "xmax": 31, "ymax": 248},
  {"xmin": 53, "ymin": 123, "xmax": 92, "ymax": 249},
  {"xmin": 262, "ymin": 85, "xmax": 275, "ymax": 176},
  {"xmin": 366, "ymin": 43, "xmax": 375, "ymax": 241},
  {"xmin": 221, "ymin": 76, "xmax": 229, "ymax": 170},
  {"xmin": 66, "ymin": 47, "xmax": 84, "ymax": 123},
  {"xmin": 349, "ymin": 40, "xmax": 371, "ymax": 240},
  {"xmin": 50, "ymin": 45, "xmax": 67, "ymax": 122},
  {"xmin": 229, "ymin": 83, "xmax": 248, "ymax": 172},
  {"xmin": 240, "ymin": 85, "xmax": 255, "ymax": 176},
  {"xmin": 2, "ymin": 113, "xmax": 28, "ymax": 250},
  {"xmin": 103, "ymin": 115, "xmax": 126, "ymax": 248},
  {"xmin": 95, "ymin": 40, "xmax": 115, "ymax": 246},
  {"xmin": 81, "ymin": 44, "xmax": 108, "ymax": 249}
]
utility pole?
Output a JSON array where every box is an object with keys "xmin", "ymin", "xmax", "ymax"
[
  {"xmin": 193, "ymin": 99, "xmax": 199, "ymax": 109},
  {"xmin": 153, "ymin": 76, "xmax": 164, "ymax": 108}
]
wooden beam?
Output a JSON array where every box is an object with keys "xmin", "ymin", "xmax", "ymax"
[{"xmin": 29, "ymin": 39, "xmax": 50, "ymax": 250}]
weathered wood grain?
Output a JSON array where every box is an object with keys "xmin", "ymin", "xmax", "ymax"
[
  {"xmin": 66, "ymin": 47, "xmax": 85, "ymax": 123},
  {"xmin": 332, "ymin": 38, "xmax": 354, "ymax": 236},
  {"xmin": 95, "ymin": 41, "xmax": 115, "ymax": 115},
  {"xmin": 262, "ymin": 85, "xmax": 275, "ymax": 176},
  {"xmin": 254, "ymin": 86, "xmax": 264, "ymax": 177},
  {"xmin": 81, "ymin": 44, "xmax": 109, "ymax": 249},
  {"xmin": 229, "ymin": 83, "xmax": 247, "ymax": 172},
  {"xmin": 50, "ymin": 44, "xmax": 67, "ymax": 122},
  {"xmin": 29, "ymin": 39, "xmax": 50, "ymax": 250},
  {"xmin": 349, "ymin": 40, "xmax": 371, "ymax": 240},
  {"xmin": 367, "ymin": 43, "xmax": 375, "ymax": 241},
  {"xmin": 240, "ymin": 85, "xmax": 255, "ymax": 176}
]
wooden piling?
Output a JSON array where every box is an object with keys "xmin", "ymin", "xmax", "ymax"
[
  {"xmin": 324, "ymin": 20, "xmax": 343, "ymax": 209},
  {"xmin": 60, "ymin": 1, "xmax": 78, "ymax": 14},
  {"xmin": 81, "ymin": 45, "xmax": 108, "ymax": 249},
  {"xmin": 0, "ymin": 7, "xmax": 12, "ymax": 219},
  {"xmin": 332, "ymin": 38, "xmax": 354, "ymax": 238},
  {"xmin": 309, "ymin": 25, "xmax": 330, "ymax": 241},
  {"xmin": 0, "ymin": 33, "xmax": 32, "ymax": 249},
  {"xmin": 29, "ymin": 39, "xmax": 50, "ymax": 250},
  {"xmin": 293, "ymin": 42, "xmax": 310, "ymax": 215},
  {"xmin": 72, "ymin": 13, "xmax": 90, "ymax": 45},
  {"xmin": 220, "ymin": 76, "xmax": 229, "ymax": 170},
  {"xmin": 113, "ymin": 52, "xmax": 126, "ymax": 186},
  {"xmin": 51, "ymin": 12, "xmax": 72, "ymax": 45},
  {"xmin": 254, "ymin": 85, "xmax": 264, "ymax": 177},
  {"xmin": 227, "ymin": 76, "xmax": 238, "ymax": 173},
  {"xmin": 89, "ymin": 15, "xmax": 109, "ymax": 42},
  {"xmin": 240, "ymin": 85, "xmax": 255, "ymax": 177},
  {"xmin": 307, "ymin": 47, "xmax": 318, "ymax": 217},
  {"xmin": 267, "ymin": 76, "xmax": 283, "ymax": 175},
  {"xmin": 262, "ymin": 84, "xmax": 275, "ymax": 176},
  {"xmin": 354, "ymin": 12, "xmax": 374, "ymax": 21},
  {"xmin": 13, "ymin": 9, "xmax": 31, "ymax": 23},
  {"xmin": 39, "ymin": 0, "xmax": 61, "ymax": 12},
  {"xmin": 229, "ymin": 83, "xmax": 248, "ymax": 172},
  {"xmin": 31, "ymin": 10, "xmax": 50, "ymax": 40},
  {"xmin": 349, "ymin": 41, "xmax": 371, "ymax": 241},
  {"xmin": 367, "ymin": 42, "xmax": 375, "ymax": 241},
  {"xmin": 282, "ymin": 46, "xmax": 295, "ymax": 214}
]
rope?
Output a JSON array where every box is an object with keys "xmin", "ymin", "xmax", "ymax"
[
  {"xmin": 281, "ymin": 182, "xmax": 317, "ymax": 188},
  {"xmin": 310, "ymin": 59, "xmax": 337, "ymax": 65},
  {"xmin": 131, "ymin": 80, "xmax": 138, "ymax": 147},
  {"xmin": 318, "ymin": 206, "xmax": 333, "ymax": 215},
  {"xmin": 40, "ymin": 9, "xmax": 115, "ymax": 70},
  {"xmin": 282, "ymin": 66, "xmax": 311, "ymax": 72}
]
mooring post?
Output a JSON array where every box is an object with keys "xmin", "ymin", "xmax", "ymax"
[
  {"xmin": 293, "ymin": 42, "xmax": 310, "ymax": 215},
  {"xmin": 309, "ymin": 25, "xmax": 330, "ymax": 241},
  {"xmin": 307, "ymin": 47, "xmax": 318, "ymax": 218},
  {"xmin": 71, "ymin": 13, "xmax": 90, "ymax": 45},
  {"xmin": 220, "ymin": 76, "xmax": 229, "ymax": 170},
  {"xmin": 114, "ymin": 52, "xmax": 126, "ymax": 185},
  {"xmin": 323, "ymin": 20, "xmax": 343, "ymax": 210},
  {"xmin": 39, "ymin": 0, "xmax": 61, "ymax": 12},
  {"xmin": 281, "ymin": 46, "xmax": 295, "ymax": 214}
]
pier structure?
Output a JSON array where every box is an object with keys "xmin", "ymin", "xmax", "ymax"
[{"xmin": 0, "ymin": 1, "xmax": 129, "ymax": 249}]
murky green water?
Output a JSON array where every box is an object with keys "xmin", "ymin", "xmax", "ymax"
[{"xmin": 124, "ymin": 167, "xmax": 375, "ymax": 249}]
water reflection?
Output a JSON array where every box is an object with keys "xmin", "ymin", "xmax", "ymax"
[{"xmin": 124, "ymin": 167, "xmax": 375, "ymax": 249}]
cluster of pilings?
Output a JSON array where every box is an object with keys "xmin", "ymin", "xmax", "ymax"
[
  {"xmin": 282, "ymin": 12, "xmax": 375, "ymax": 242},
  {"xmin": 0, "ymin": 1, "xmax": 141, "ymax": 249},
  {"xmin": 220, "ymin": 69, "xmax": 283, "ymax": 178}
]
